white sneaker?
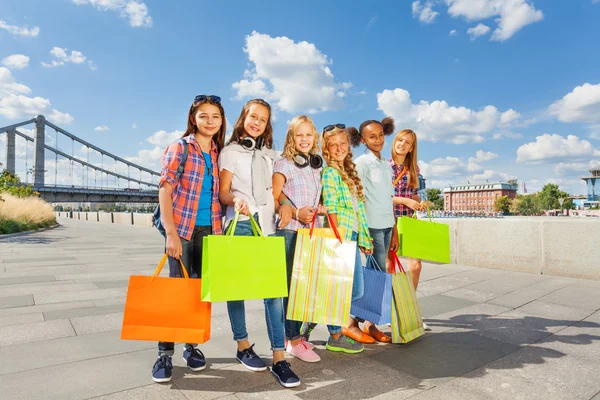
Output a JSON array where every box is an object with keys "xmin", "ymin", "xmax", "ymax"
[{"xmin": 423, "ymin": 322, "xmax": 432, "ymax": 331}]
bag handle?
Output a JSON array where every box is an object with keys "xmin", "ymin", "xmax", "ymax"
[
  {"xmin": 366, "ymin": 255, "xmax": 386, "ymax": 273},
  {"xmin": 226, "ymin": 211, "xmax": 264, "ymax": 237},
  {"xmin": 389, "ymin": 251, "xmax": 406, "ymax": 274},
  {"xmin": 392, "ymin": 166, "xmax": 408, "ymax": 186},
  {"xmin": 152, "ymin": 254, "xmax": 190, "ymax": 280},
  {"xmin": 307, "ymin": 211, "xmax": 343, "ymax": 243}
]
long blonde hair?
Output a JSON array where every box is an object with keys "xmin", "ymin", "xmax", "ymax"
[
  {"xmin": 322, "ymin": 127, "xmax": 365, "ymax": 201},
  {"xmin": 281, "ymin": 115, "xmax": 320, "ymax": 161},
  {"xmin": 391, "ymin": 129, "xmax": 419, "ymax": 190}
]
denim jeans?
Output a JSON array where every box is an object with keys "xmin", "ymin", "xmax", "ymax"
[
  {"xmin": 226, "ymin": 215, "xmax": 286, "ymax": 351},
  {"xmin": 158, "ymin": 225, "xmax": 211, "ymax": 356},
  {"xmin": 368, "ymin": 227, "xmax": 393, "ymax": 272},
  {"xmin": 277, "ymin": 229, "xmax": 342, "ymax": 340}
]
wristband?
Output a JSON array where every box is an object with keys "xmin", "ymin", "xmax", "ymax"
[
  {"xmin": 295, "ymin": 208, "xmax": 300, "ymax": 220},
  {"xmin": 281, "ymin": 199, "xmax": 292, "ymax": 206}
]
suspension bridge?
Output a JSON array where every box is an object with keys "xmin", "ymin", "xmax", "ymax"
[{"xmin": 0, "ymin": 115, "xmax": 159, "ymax": 203}]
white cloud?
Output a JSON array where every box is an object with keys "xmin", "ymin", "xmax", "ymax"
[
  {"xmin": 449, "ymin": 29, "xmax": 458, "ymax": 36},
  {"xmin": 412, "ymin": 1, "xmax": 439, "ymax": 23},
  {"xmin": 492, "ymin": 131, "xmax": 523, "ymax": 140},
  {"xmin": 469, "ymin": 150, "xmax": 499, "ymax": 163},
  {"xmin": 48, "ymin": 109, "xmax": 74, "ymax": 124},
  {"xmin": 419, "ymin": 156, "xmax": 513, "ymax": 189},
  {"xmin": 413, "ymin": 0, "xmax": 543, "ymax": 41},
  {"xmin": 147, "ymin": 130, "xmax": 184, "ymax": 147},
  {"xmin": 94, "ymin": 125, "xmax": 110, "ymax": 131},
  {"xmin": 1, "ymin": 54, "xmax": 30, "ymax": 70},
  {"xmin": 0, "ymin": 67, "xmax": 72, "ymax": 122},
  {"xmin": 42, "ymin": 47, "xmax": 95, "ymax": 69},
  {"xmin": 548, "ymin": 83, "xmax": 600, "ymax": 124},
  {"xmin": 499, "ymin": 109, "xmax": 521, "ymax": 125},
  {"xmin": 553, "ymin": 162, "xmax": 592, "ymax": 177},
  {"xmin": 516, "ymin": 133, "xmax": 600, "ymax": 163},
  {"xmin": 72, "ymin": 0, "xmax": 152, "ymax": 28},
  {"xmin": 232, "ymin": 31, "xmax": 352, "ymax": 114},
  {"xmin": 0, "ymin": 20, "xmax": 40, "ymax": 37},
  {"xmin": 376, "ymin": 88, "xmax": 520, "ymax": 143},
  {"xmin": 126, "ymin": 130, "xmax": 184, "ymax": 169},
  {"xmin": 132, "ymin": 122, "xmax": 137, "ymax": 129},
  {"xmin": 467, "ymin": 23, "xmax": 490, "ymax": 39}
]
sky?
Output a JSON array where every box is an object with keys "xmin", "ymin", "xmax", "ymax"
[{"xmin": 0, "ymin": 0, "xmax": 599, "ymax": 195}]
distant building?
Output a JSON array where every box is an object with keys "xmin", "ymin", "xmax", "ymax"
[
  {"xmin": 442, "ymin": 182, "xmax": 517, "ymax": 212},
  {"xmin": 582, "ymin": 167, "xmax": 600, "ymax": 203}
]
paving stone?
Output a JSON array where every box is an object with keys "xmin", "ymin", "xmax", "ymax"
[
  {"xmin": 488, "ymin": 287, "xmax": 556, "ymax": 309},
  {"xmin": 0, "ymin": 300, "xmax": 95, "ymax": 317},
  {"xmin": 462, "ymin": 274, "xmax": 547, "ymax": 295},
  {"xmin": 70, "ymin": 312, "xmax": 124, "ymax": 335},
  {"xmin": 93, "ymin": 280, "xmax": 130, "ymax": 289},
  {"xmin": 44, "ymin": 304, "xmax": 124, "ymax": 320},
  {"xmin": 415, "ymin": 278, "xmax": 475, "ymax": 297},
  {"xmin": 2, "ymin": 256, "xmax": 76, "ymax": 263},
  {"xmin": 370, "ymin": 331, "xmax": 521, "ymax": 386},
  {"xmin": 0, "ymin": 293, "xmax": 34, "ymax": 309},
  {"xmin": 90, "ymin": 384, "xmax": 187, "ymax": 399},
  {"xmin": 0, "ymin": 330, "xmax": 155, "ymax": 375},
  {"xmin": 0, "ymin": 282, "xmax": 97, "ymax": 297},
  {"xmin": 423, "ymin": 303, "xmax": 512, "ymax": 334},
  {"xmin": 418, "ymin": 295, "xmax": 478, "ymax": 318},
  {"xmin": 0, "ymin": 312, "xmax": 44, "ymax": 327},
  {"xmin": 0, "ymin": 275, "xmax": 55, "ymax": 285},
  {"xmin": 515, "ymin": 300, "xmax": 595, "ymax": 322},
  {"xmin": 538, "ymin": 284, "xmax": 600, "ymax": 311},
  {"xmin": 0, "ymin": 319, "xmax": 75, "ymax": 346},
  {"xmin": 34, "ymin": 287, "xmax": 127, "ymax": 305},
  {"xmin": 0, "ymin": 348, "xmax": 158, "ymax": 400},
  {"xmin": 444, "ymin": 287, "xmax": 499, "ymax": 303}
]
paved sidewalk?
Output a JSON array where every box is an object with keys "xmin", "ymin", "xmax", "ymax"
[{"xmin": 1, "ymin": 218, "xmax": 599, "ymax": 400}]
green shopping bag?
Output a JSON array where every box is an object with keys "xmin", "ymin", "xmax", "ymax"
[
  {"xmin": 201, "ymin": 212, "xmax": 288, "ymax": 302},
  {"xmin": 390, "ymin": 252, "xmax": 425, "ymax": 344},
  {"xmin": 396, "ymin": 207, "xmax": 450, "ymax": 264}
]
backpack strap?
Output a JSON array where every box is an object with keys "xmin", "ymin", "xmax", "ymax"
[{"xmin": 175, "ymin": 138, "xmax": 189, "ymax": 180}]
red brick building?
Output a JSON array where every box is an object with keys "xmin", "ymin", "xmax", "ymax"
[{"xmin": 443, "ymin": 182, "xmax": 517, "ymax": 212}]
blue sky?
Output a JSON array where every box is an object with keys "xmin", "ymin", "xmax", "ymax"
[{"xmin": 1, "ymin": 0, "xmax": 599, "ymax": 194}]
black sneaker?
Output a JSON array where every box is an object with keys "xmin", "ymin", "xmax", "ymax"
[
  {"xmin": 183, "ymin": 345, "xmax": 206, "ymax": 371},
  {"xmin": 271, "ymin": 360, "xmax": 301, "ymax": 388},
  {"xmin": 236, "ymin": 344, "xmax": 267, "ymax": 372},
  {"xmin": 152, "ymin": 355, "xmax": 173, "ymax": 383}
]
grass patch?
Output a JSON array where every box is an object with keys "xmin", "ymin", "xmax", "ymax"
[{"xmin": 0, "ymin": 193, "xmax": 56, "ymax": 235}]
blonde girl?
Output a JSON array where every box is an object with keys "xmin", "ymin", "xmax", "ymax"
[
  {"xmin": 319, "ymin": 124, "xmax": 374, "ymax": 347},
  {"xmin": 390, "ymin": 129, "xmax": 430, "ymax": 330}
]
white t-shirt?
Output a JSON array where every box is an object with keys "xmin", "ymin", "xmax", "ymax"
[{"xmin": 218, "ymin": 147, "xmax": 276, "ymax": 235}]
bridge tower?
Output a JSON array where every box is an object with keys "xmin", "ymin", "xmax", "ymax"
[
  {"xmin": 4, "ymin": 128, "xmax": 16, "ymax": 174},
  {"xmin": 33, "ymin": 115, "xmax": 45, "ymax": 187}
]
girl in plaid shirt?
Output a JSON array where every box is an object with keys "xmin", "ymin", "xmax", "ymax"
[
  {"xmin": 153, "ymin": 95, "xmax": 225, "ymax": 383},
  {"xmin": 390, "ymin": 129, "xmax": 430, "ymax": 330}
]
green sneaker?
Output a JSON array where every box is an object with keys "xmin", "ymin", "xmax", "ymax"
[
  {"xmin": 300, "ymin": 322, "xmax": 317, "ymax": 342},
  {"xmin": 326, "ymin": 334, "xmax": 364, "ymax": 354}
]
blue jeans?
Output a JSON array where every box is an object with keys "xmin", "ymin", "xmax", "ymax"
[
  {"xmin": 368, "ymin": 227, "xmax": 393, "ymax": 272},
  {"xmin": 158, "ymin": 225, "xmax": 211, "ymax": 356},
  {"xmin": 226, "ymin": 216, "xmax": 286, "ymax": 351},
  {"xmin": 277, "ymin": 229, "xmax": 341, "ymax": 340}
]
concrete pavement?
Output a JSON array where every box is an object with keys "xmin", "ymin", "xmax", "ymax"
[{"xmin": 1, "ymin": 218, "xmax": 599, "ymax": 399}]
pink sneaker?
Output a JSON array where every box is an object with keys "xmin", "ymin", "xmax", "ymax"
[
  {"xmin": 286, "ymin": 341, "xmax": 321, "ymax": 363},
  {"xmin": 285, "ymin": 338, "xmax": 315, "ymax": 350}
]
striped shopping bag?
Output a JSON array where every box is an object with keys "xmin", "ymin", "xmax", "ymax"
[
  {"xmin": 390, "ymin": 252, "xmax": 425, "ymax": 343},
  {"xmin": 286, "ymin": 215, "xmax": 356, "ymax": 326}
]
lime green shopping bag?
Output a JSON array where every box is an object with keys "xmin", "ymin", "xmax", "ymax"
[
  {"xmin": 201, "ymin": 212, "xmax": 288, "ymax": 302},
  {"xmin": 396, "ymin": 208, "xmax": 450, "ymax": 264}
]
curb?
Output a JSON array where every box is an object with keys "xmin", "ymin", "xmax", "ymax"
[{"xmin": 0, "ymin": 223, "xmax": 61, "ymax": 240}]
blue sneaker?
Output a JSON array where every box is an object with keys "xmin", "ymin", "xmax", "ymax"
[
  {"xmin": 152, "ymin": 355, "xmax": 173, "ymax": 383},
  {"xmin": 271, "ymin": 360, "xmax": 301, "ymax": 388},
  {"xmin": 236, "ymin": 344, "xmax": 267, "ymax": 371},
  {"xmin": 183, "ymin": 345, "xmax": 206, "ymax": 371}
]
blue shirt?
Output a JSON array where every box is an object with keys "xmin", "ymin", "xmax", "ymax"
[{"xmin": 195, "ymin": 152, "xmax": 213, "ymax": 226}]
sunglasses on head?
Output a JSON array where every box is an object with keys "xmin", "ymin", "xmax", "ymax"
[
  {"xmin": 323, "ymin": 123, "xmax": 345, "ymax": 132},
  {"xmin": 193, "ymin": 95, "xmax": 221, "ymax": 105}
]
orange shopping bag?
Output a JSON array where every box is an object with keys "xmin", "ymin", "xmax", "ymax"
[{"xmin": 121, "ymin": 254, "xmax": 211, "ymax": 343}]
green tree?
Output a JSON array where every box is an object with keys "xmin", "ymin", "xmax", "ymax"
[
  {"xmin": 425, "ymin": 188, "xmax": 444, "ymax": 210},
  {"xmin": 0, "ymin": 167, "xmax": 38, "ymax": 198},
  {"xmin": 537, "ymin": 183, "xmax": 572, "ymax": 211},
  {"xmin": 507, "ymin": 179, "xmax": 519, "ymax": 190},
  {"xmin": 494, "ymin": 195, "xmax": 512, "ymax": 213},
  {"xmin": 510, "ymin": 193, "xmax": 541, "ymax": 216}
]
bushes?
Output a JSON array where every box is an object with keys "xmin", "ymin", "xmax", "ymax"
[{"xmin": 0, "ymin": 193, "xmax": 56, "ymax": 234}]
